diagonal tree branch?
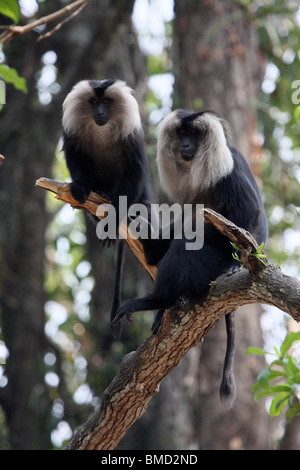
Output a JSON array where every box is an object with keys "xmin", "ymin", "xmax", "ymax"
[
  {"xmin": 36, "ymin": 177, "xmax": 300, "ymax": 450},
  {"xmin": 35, "ymin": 177, "xmax": 157, "ymax": 280}
]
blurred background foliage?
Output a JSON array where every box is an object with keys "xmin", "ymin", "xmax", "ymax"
[{"xmin": 0, "ymin": 0, "xmax": 300, "ymax": 450}]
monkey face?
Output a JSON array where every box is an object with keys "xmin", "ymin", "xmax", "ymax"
[
  {"xmin": 157, "ymin": 109, "xmax": 234, "ymax": 201},
  {"xmin": 89, "ymin": 95, "xmax": 112, "ymax": 126},
  {"xmin": 62, "ymin": 79, "xmax": 142, "ymax": 142},
  {"xmin": 177, "ymin": 127, "xmax": 201, "ymax": 162}
]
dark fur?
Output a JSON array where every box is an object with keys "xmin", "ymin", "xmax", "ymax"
[
  {"xmin": 62, "ymin": 79, "xmax": 154, "ymax": 338},
  {"xmin": 112, "ymin": 129, "xmax": 267, "ymax": 314},
  {"xmin": 112, "ymin": 110, "xmax": 268, "ymax": 406},
  {"xmin": 62, "ymin": 129, "xmax": 153, "ymax": 214}
]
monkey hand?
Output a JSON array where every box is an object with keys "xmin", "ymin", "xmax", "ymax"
[
  {"xmin": 70, "ymin": 181, "xmax": 91, "ymax": 204},
  {"xmin": 111, "ymin": 305, "xmax": 132, "ymax": 327}
]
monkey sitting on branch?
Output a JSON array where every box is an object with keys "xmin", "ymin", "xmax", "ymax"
[
  {"xmin": 112, "ymin": 109, "xmax": 268, "ymax": 408},
  {"xmin": 61, "ymin": 78, "xmax": 155, "ymax": 338}
]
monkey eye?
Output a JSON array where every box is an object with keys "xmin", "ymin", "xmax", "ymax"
[
  {"xmin": 89, "ymin": 97, "xmax": 99, "ymax": 105},
  {"xmin": 89, "ymin": 97, "xmax": 99, "ymax": 104},
  {"xmin": 177, "ymin": 128, "xmax": 185, "ymax": 135},
  {"xmin": 191, "ymin": 128, "xmax": 201, "ymax": 136},
  {"xmin": 103, "ymin": 97, "xmax": 112, "ymax": 105}
]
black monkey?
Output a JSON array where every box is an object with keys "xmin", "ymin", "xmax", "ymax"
[
  {"xmin": 112, "ymin": 109, "xmax": 268, "ymax": 407},
  {"xmin": 62, "ymin": 79, "xmax": 154, "ymax": 338}
]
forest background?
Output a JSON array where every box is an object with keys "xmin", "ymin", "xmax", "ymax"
[{"xmin": 0, "ymin": 0, "xmax": 300, "ymax": 450}]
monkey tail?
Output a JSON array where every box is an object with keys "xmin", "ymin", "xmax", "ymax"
[
  {"xmin": 219, "ymin": 312, "xmax": 237, "ymax": 409},
  {"xmin": 110, "ymin": 240, "xmax": 126, "ymax": 339}
]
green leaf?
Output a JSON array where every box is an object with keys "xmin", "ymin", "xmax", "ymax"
[
  {"xmin": 284, "ymin": 356, "xmax": 300, "ymax": 381},
  {"xmin": 255, "ymin": 253, "xmax": 267, "ymax": 259},
  {"xmin": 246, "ymin": 346, "xmax": 268, "ymax": 356},
  {"xmin": 269, "ymin": 392, "xmax": 289, "ymax": 417},
  {"xmin": 257, "ymin": 366, "xmax": 273, "ymax": 388},
  {"xmin": 286, "ymin": 403, "xmax": 300, "ymax": 422},
  {"xmin": 268, "ymin": 384, "xmax": 291, "ymax": 393},
  {"xmin": 230, "ymin": 242, "xmax": 240, "ymax": 251},
  {"xmin": 280, "ymin": 332, "xmax": 300, "ymax": 357},
  {"xmin": 265, "ymin": 368, "xmax": 287, "ymax": 382},
  {"xmin": 0, "ymin": 65, "xmax": 27, "ymax": 93},
  {"xmin": 0, "ymin": 0, "xmax": 20, "ymax": 23},
  {"xmin": 294, "ymin": 106, "xmax": 300, "ymax": 120},
  {"xmin": 252, "ymin": 388, "xmax": 273, "ymax": 402},
  {"xmin": 256, "ymin": 242, "xmax": 265, "ymax": 253}
]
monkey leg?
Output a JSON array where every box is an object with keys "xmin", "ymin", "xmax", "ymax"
[
  {"xmin": 111, "ymin": 295, "xmax": 172, "ymax": 327},
  {"xmin": 151, "ymin": 309, "xmax": 165, "ymax": 333}
]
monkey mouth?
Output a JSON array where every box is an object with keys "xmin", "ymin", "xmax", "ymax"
[
  {"xmin": 95, "ymin": 118, "xmax": 108, "ymax": 126},
  {"xmin": 181, "ymin": 154, "xmax": 194, "ymax": 162}
]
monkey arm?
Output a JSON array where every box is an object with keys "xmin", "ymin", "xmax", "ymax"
[
  {"xmin": 140, "ymin": 222, "xmax": 175, "ymax": 266},
  {"xmin": 141, "ymin": 238, "xmax": 173, "ymax": 266},
  {"xmin": 214, "ymin": 149, "xmax": 268, "ymax": 245},
  {"xmin": 63, "ymin": 133, "xmax": 95, "ymax": 203},
  {"xmin": 109, "ymin": 134, "xmax": 150, "ymax": 224},
  {"xmin": 130, "ymin": 213, "xmax": 174, "ymax": 267}
]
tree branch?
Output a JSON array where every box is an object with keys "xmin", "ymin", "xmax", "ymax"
[
  {"xmin": 0, "ymin": 0, "xmax": 91, "ymax": 45},
  {"xmin": 36, "ymin": 177, "xmax": 300, "ymax": 450},
  {"xmin": 36, "ymin": 177, "xmax": 157, "ymax": 280}
]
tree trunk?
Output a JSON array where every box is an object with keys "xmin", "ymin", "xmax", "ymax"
[{"xmin": 171, "ymin": 0, "xmax": 272, "ymax": 449}]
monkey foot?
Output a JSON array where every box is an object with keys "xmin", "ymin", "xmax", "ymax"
[{"xmin": 112, "ymin": 309, "xmax": 130, "ymax": 327}]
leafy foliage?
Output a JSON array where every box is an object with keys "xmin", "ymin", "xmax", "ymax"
[
  {"xmin": 0, "ymin": 0, "xmax": 27, "ymax": 93},
  {"xmin": 230, "ymin": 241, "xmax": 267, "ymax": 267},
  {"xmin": 0, "ymin": 0, "xmax": 300, "ymax": 449},
  {"xmin": 0, "ymin": 64, "xmax": 27, "ymax": 92},
  {"xmin": 249, "ymin": 0, "xmax": 300, "ymax": 270},
  {"xmin": 0, "ymin": 0, "xmax": 20, "ymax": 24},
  {"xmin": 248, "ymin": 332, "xmax": 300, "ymax": 421}
]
